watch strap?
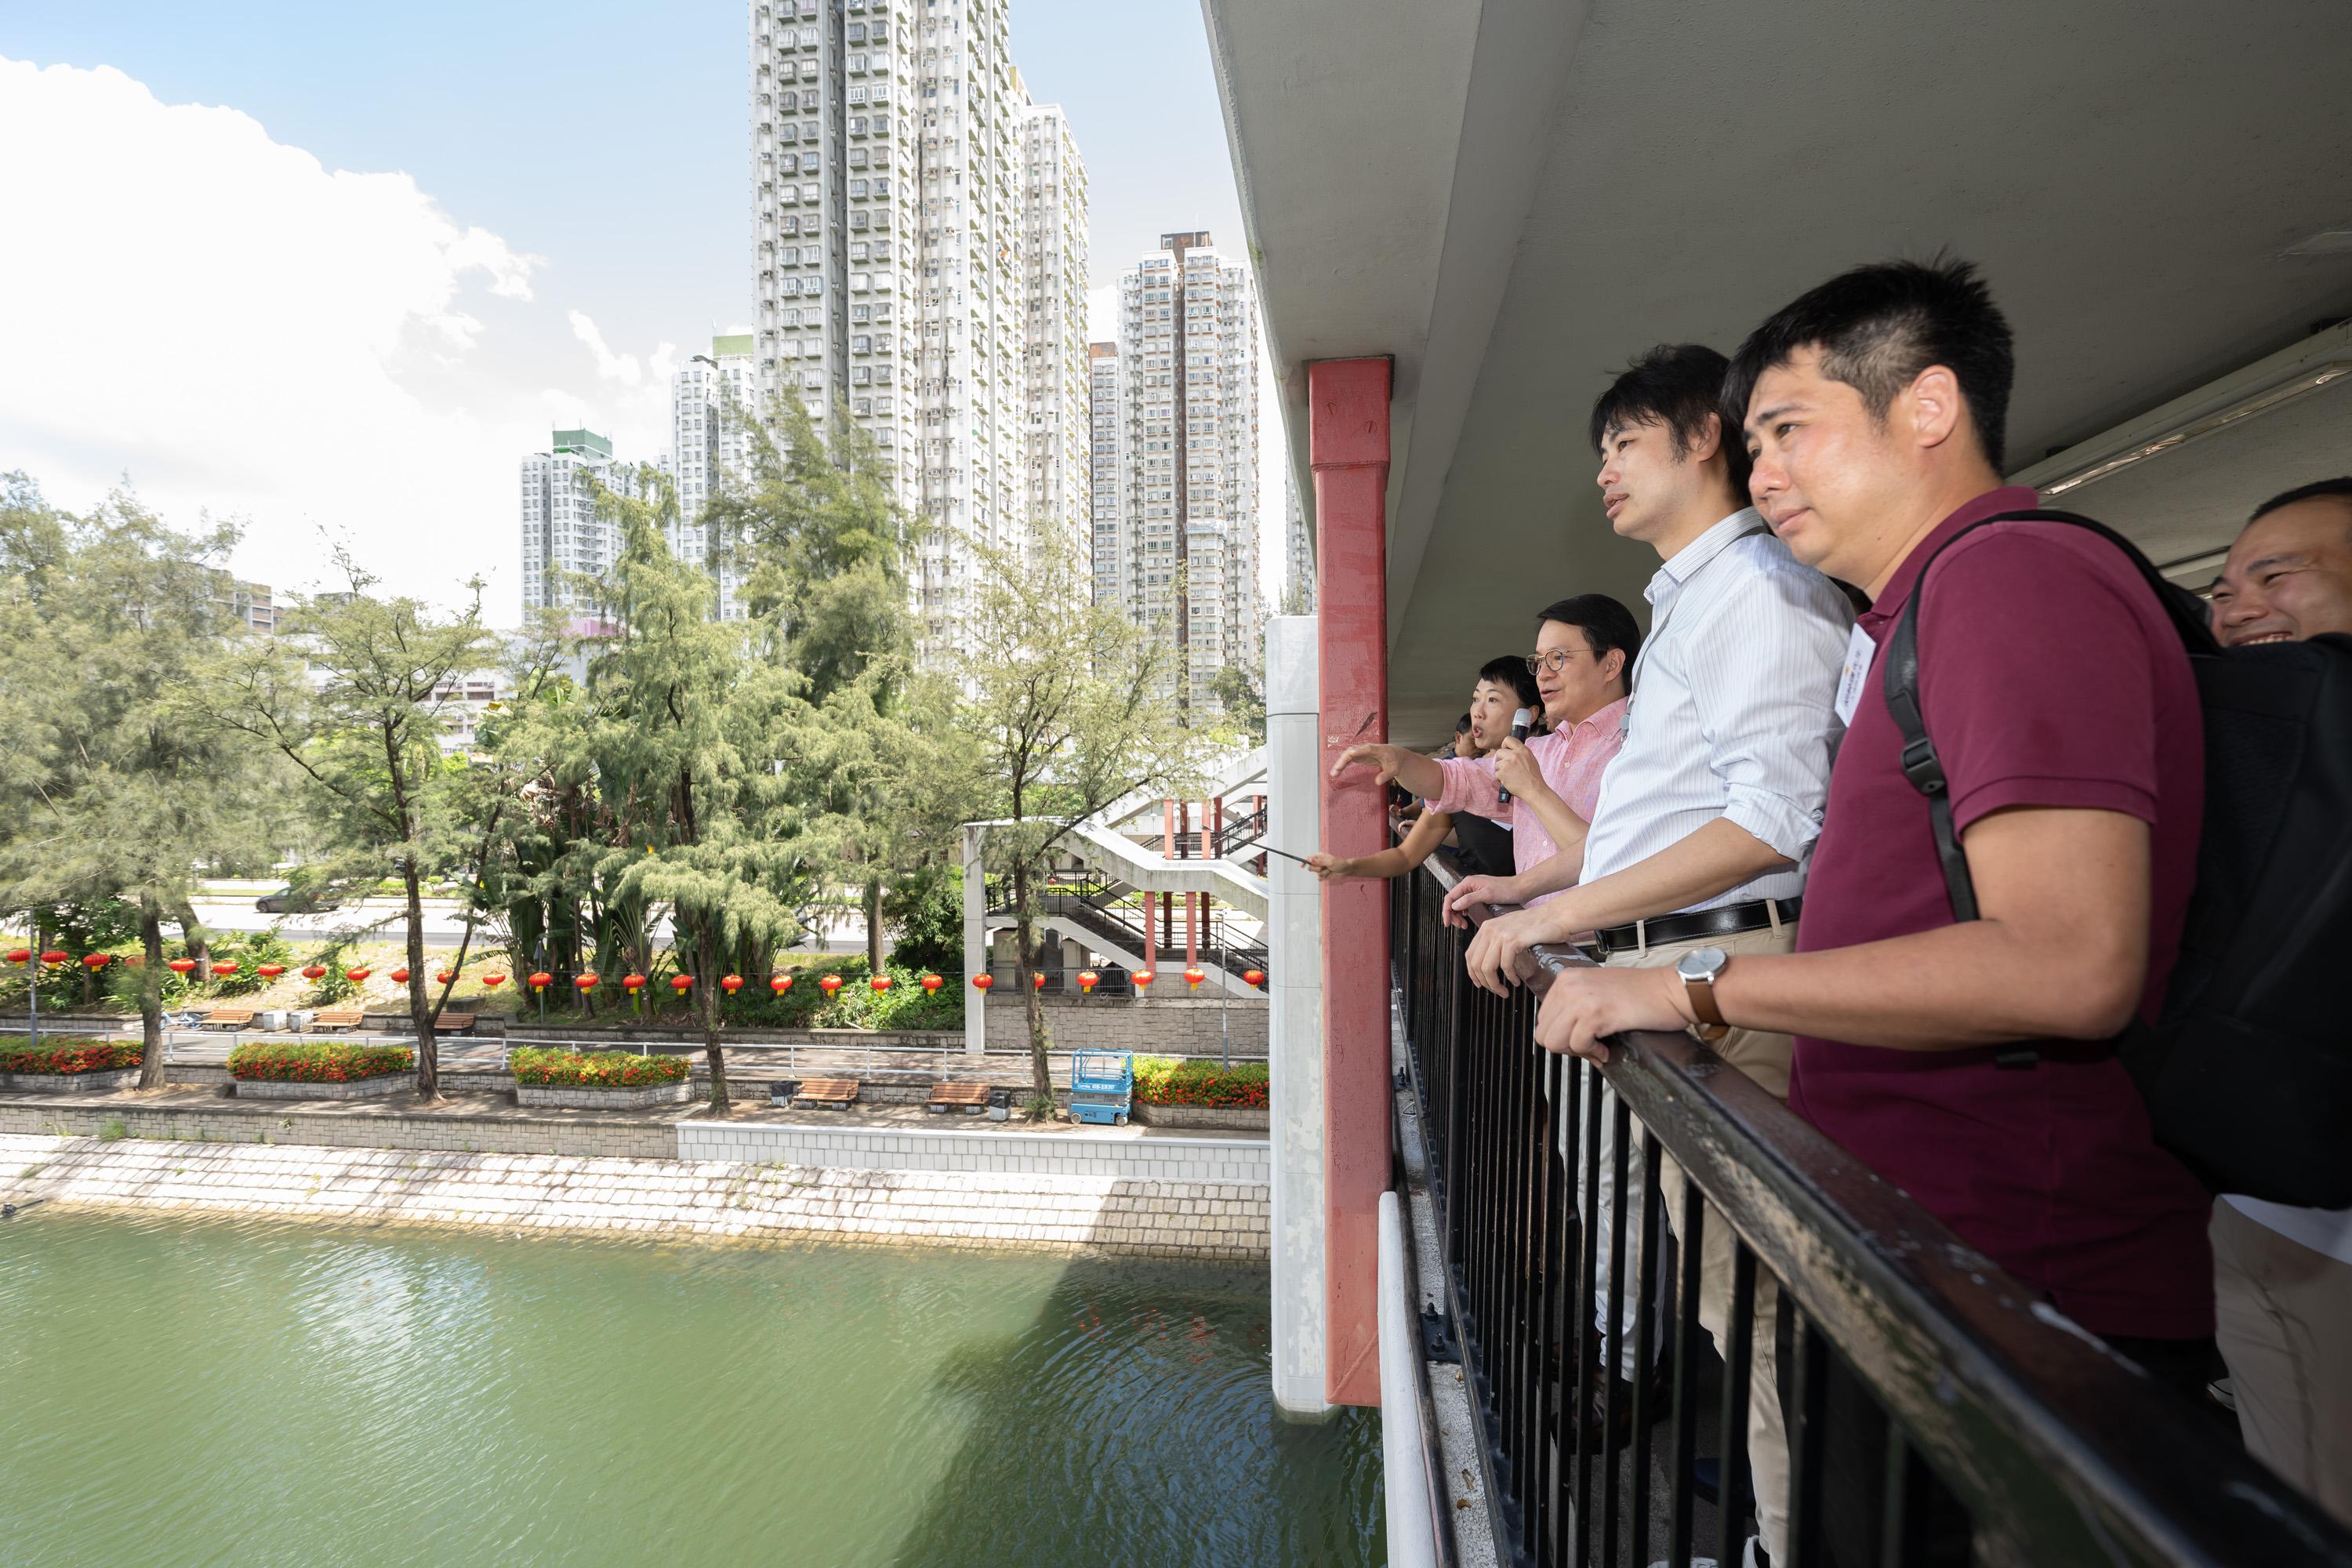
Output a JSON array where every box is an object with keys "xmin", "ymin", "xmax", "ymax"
[{"xmin": 1684, "ymin": 962, "xmax": 1730, "ymax": 1043}]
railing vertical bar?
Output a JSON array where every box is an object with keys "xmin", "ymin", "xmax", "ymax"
[
  {"xmin": 1600, "ymin": 1092, "xmax": 1631, "ymax": 1568},
  {"xmin": 1878, "ymin": 1428, "xmax": 1912, "ymax": 1568},
  {"xmin": 1537, "ymin": 1050, "xmax": 1567, "ymax": 1568},
  {"xmin": 1719, "ymin": 1241, "xmax": 1758, "ymax": 1568},
  {"xmin": 1785, "ymin": 1312, "xmax": 1830, "ymax": 1568},
  {"xmin": 1668, "ymin": 1178, "xmax": 1704, "ymax": 1568},
  {"xmin": 1515, "ymin": 1016, "xmax": 1543, "ymax": 1566},
  {"xmin": 1628, "ymin": 1129, "xmax": 1664, "ymax": 1568},
  {"xmin": 1572, "ymin": 1061, "xmax": 1604, "ymax": 1566}
]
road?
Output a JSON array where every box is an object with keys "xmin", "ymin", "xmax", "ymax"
[{"xmin": 178, "ymin": 892, "xmax": 868, "ymax": 954}]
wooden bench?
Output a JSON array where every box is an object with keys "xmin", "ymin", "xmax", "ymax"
[
  {"xmin": 199, "ymin": 1007, "xmax": 257, "ymax": 1029},
  {"xmin": 928, "ymin": 1081, "xmax": 990, "ymax": 1115},
  {"xmin": 793, "ymin": 1077, "xmax": 860, "ymax": 1108},
  {"xmin": 430, "ymin": 1011, "xmax": 476, "ymax": 1036},
  {"xmin": 307, "ymin": 1008, "xmax": 365, "ymax": 1032}
]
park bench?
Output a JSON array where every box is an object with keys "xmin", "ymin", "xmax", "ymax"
[
  {"xmin": 307, "ymin": 1008, "xmax": 365, "ymax": 1033},
  {"xmin": 199, "ymin": 1007, "xmax": 256, "ymax": 1029},
  {"xmin": 429, "ymin": 1011, "xmax": 476, "ymax": 1036},
  {"xmin": 927, "ymin": 1081, "xmax": 990, "ymax": 1115},
  {"xmin": 793, "ymin": 1077, "xmax": 860, "ymax": 1109}
]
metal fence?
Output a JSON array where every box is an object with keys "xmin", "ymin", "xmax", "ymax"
[{"xmin": 1391, "ymin": 855, "xmax": 2352, "ymax": 1568}]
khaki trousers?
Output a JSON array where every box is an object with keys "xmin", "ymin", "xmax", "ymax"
[
  {"xmin": 2213, "ymin": 1199, "xmax": 2352, "ymax": 1528},
  {"xmin": 1581, "ymin": 920, "xmax": 1796, "ymax": 1563}
]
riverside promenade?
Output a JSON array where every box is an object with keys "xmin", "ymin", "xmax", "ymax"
[{"xmin": 0, "ymin": 1080, "xmax": 1270, "ymax": 1261}]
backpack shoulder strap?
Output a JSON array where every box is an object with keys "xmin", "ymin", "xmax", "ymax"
[{"xmin": 1880, "ymin": 507, "xmax": 2218, "ymax": 926}]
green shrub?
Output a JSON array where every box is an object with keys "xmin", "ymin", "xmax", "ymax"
[
  {"xmin": 509, "ymin": 1047, "xmax": 689, "ymax": 1087},
  {"xmin": 713, "ymin": 957, "xmax": 963, "ymax": 1032},
  {"xmin": 1, "ymin": 1038, "xmax": 143, "ymax": 1075},
  {"xmin": 228, "ymin": 1041, "xmax": 413, "ymax": 1083},
  {"xmin": 1131, "ymin": 1056, "xmax": 1269, "ymax": 1110}
]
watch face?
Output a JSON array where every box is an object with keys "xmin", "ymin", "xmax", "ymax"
[{"xmin": 1675, "ymin": 946, "xmax": 1728, "ymax": 982}]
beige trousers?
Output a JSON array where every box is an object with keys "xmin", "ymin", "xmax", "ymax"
[
  {"xmin": 1593, "ymin": 921, "xmax": 1796, "ymax": 1564},
  {"xmin": 2213, "ymin": 1199, "xmax": 2352, "ymax": 1528}
]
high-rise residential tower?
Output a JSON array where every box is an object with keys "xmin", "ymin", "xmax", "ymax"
[
  {"xmin": 670, "ymin": 333, "xmax": 759, "ymax": 620},
  {"xmin": 519, "ymin": 430, "xmax": 659, "ymax": 614},
  {"xmin": 1087, "ymin": 340, "xmax": 1122, "ymax": 605},
  {"xmin": 1112, "ymin": 233, "xmax": 1263, "ymax": 710},
  {"xmin": 748, "ymin": 0, "xmax": 1087, "ymax": 658},
  {"xmin": 1283, "ymin": 471, "xmax": 1314, "ymax": 614},
  {"xmin": 1018, "ymin": 100, "xmax": 1090, "ymax": 554}
]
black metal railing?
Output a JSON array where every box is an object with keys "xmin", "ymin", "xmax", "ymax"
[
  {"xmin": 1211, "ymin": 804, "xmax": 1268, "ymax": 859},
  {"xmin": 1391, "ymin": 855, "xmax": 2352, "ymax": 1568}
]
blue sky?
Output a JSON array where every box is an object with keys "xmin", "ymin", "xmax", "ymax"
[{"xmin": 0, "ymin": 2, "xmax": 1261, "ymax": 620}]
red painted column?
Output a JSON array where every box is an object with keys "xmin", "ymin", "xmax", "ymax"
[{"xmin": 1312, "ymin": 356, "xmax": 1392, "ymax": 1407}]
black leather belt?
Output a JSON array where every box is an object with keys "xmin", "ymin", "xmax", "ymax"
[{"xmin": 1591, "ymin": 897, "xmax": 1800, "ymax": 960}]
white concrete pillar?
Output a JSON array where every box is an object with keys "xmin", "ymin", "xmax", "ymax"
[
  {"xmin": 962, "ymin": 823, "xmax": 987, "ymax": 1056},
  {"xmin": 1267, "ymin": 614, "xmax": 1331, "ymax": 1417}
]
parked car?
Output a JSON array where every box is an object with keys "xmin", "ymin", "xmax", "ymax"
[{"xmin": 255, "ymin": 887, "xmax": 339, "ymax": 914}]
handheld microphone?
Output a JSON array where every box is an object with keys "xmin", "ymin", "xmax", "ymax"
[{"xmin": 1496, "ymin": 707, "xmax": 1534, "ymax": 805}]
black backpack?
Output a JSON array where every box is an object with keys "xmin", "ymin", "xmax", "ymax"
[{"xmin": 1885, "ymin": 507, "xmax": 2352, "ymax": 1208}]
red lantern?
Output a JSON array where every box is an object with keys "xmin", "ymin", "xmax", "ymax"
[
  {"xmin": 920, "ymin": 973, "xmax": 942, "ymax": 993},
  {"xmin": 1033, "ymin": 971, "xmax": 1047, "ymax": 991},
  {"xmin": 256, "ymin": 963, "xmax": 283, "ymax": 978},
  {"xmin": 169, "ymin": 958, "xmax": 197, "ymax": 975},
  {"xmin": 528, "ymin": 971, "xmax": 553, "ymax": 993},
  {"xmin": 971, "ymin": 974, "xmax": 993, "ymax": 992},
  {"xmin": 1183, "ymin": 966, "xmax": 1206, "ymax": 993},
  {"xmin": 819, "ymin": 974, "xmax": 844, "ymax": 995},
  {"xmin": 211, "ymin": 960, "xmax": 238, "ymax": 977},
  {"xmin": 869, "ymin": 975, "xmax": 892, "ymax": 993},
  {"xmin": 1077, "ymin": 969, "xmax": 1100, "ymax": 994},
  {"xmin": 720, "ymin": 974, "xmax": 743, "ymax": 994},
  {"xmin": 771, "ymin": 974, "xmax": 793, "ymax": 994},
  {"xmin": 3, "ymin": 949, "xmax": 27, "ymax": 964},
  {"xmin": 390, "ymin": 967, "xmax": 411, "ymax": 984},
  {"xmin": 575, "ymin": 972, "xmax": 598, "ymax": 992},
  {"xmin": 622, "ymin": 974, "xmax": 646, "ymax": 992},
  {"xmin": 672, "ymin": 975, "xmax": 694, "ymax": 993},
  {"xmin": 483, "ymin": 973, "xmax": 506, "ymax": 988},
  {"xmin": 301, "ymin": 964, "xmax": 327, "ymax": 981},
  {"xmin": 347, "ymin": 968, "xmax": 371, "ymax": 982},
  {"xmin": 42, "ymin": 950, "xmax": 71, "ymax": 966},
  {"xmin": 1132, "ymin": 969, "xmax": 1155, "ymax": 990},
  {"xmin": 83, "ymin": 953, "xmax": 111, "ymax": 971},
  {"xmin": 435, "ymin": 969, "xmax": 457, "ymax": 985},
  {"xmin": 1243, "ymin": 967, "xmax": 1266, "ymax": 988}
]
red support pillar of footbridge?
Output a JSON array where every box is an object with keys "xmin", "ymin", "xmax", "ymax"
[{"xmin": 1312, "ymin": 356, "xmax": 1392, "ymax": 1407}]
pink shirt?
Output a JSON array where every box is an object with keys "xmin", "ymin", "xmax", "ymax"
[{"xmin": 1431, "ymin": 697, "xmax": 1627, "ymax": 905}]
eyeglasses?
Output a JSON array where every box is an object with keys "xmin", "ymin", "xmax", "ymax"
[{"xmin": 1523, "ymin": 648, "xmax": 1591, "ymax": 676}]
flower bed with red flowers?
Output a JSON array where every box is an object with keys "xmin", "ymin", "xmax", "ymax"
[
  {"xmin": 509, "ymin": 1047, "xmax": 690, "ymax": 1088},
  {"xmin": 227, "ymin": 1041, "xmax": 414, "ymax": 1083},
  {"xmin": 1131, "ymin": 1056, "xmax": 1269, "ymax": 1110},
  {"xmin": 1, "ymin": 1038, "xmax": 143, "ymax": 1076}
]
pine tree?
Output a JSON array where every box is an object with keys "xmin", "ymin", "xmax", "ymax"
[
  {"xmin": 961, "ymin": 525, "xmax": 1207, "ymax": 1109},
  {"xmin": 0, "ymin": 477, "xmax": 274, "ymax": 1084},
  {"xmin": 211, "ymin": 551, "xmax": 497, "ymax": 1098}
]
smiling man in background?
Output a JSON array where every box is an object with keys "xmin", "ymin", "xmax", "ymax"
[{"xmin": 2209, "ymin": 477, "xmax": 2352, "ymax": 646}]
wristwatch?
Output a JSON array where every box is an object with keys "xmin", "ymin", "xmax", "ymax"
[{"xmin": 1673, "ymin": 946, "xmax": 1732, "ymax": 1043}]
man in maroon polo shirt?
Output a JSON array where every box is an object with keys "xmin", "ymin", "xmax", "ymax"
[{"xmin": 1529, "ymin": 259, "xmax": 2213, "ymax": 1561}]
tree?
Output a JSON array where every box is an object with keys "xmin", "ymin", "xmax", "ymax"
[
  {"xmin": 0, "ymin": 477, "xmax": 275, "ymax": 1085},
  {"xmin": 570, "ymin": 471, "xmax": 808, "ymax": 1113},
  {"xmin": 212, "ymin": 550, "xmax": 497, "ymax": 1098},
  {"xmin": 961, "ymin": 526, "xmax": 1208, "ymax": 1109},
  {"xmin": 1209, "ymin": 664, "xmax": 1266, "ymax": 745}
]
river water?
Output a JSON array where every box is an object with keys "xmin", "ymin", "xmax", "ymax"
[{"xmin": 0, "ymin": 1211, "xmax": 1382, "ymax": 1566}]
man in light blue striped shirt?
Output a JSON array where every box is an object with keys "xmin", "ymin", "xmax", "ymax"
[{"xmin": 1450, "ymin": 344, "xmax": 1849, "ymax": 1568}]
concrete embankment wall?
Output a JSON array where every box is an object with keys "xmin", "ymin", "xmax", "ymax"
[{"xmin": 0, "ymin": 1133, "xmax": 1268, "ymax": 1261}]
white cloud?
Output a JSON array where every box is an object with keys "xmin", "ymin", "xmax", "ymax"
[{"xmin": 0, "ymin": 57, "xmax": 677, "ymax": 626}]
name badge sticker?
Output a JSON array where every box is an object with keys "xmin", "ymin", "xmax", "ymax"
[{"xmin": 1833, "ymin": 622, "xmax": 1877, "ymax": 726}]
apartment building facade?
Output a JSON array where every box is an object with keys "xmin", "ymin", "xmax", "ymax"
[
  {"xmin": 1112, "ymin": 234, "xmax": 1264, "ymax": 710},
  {"xmin": 1087, "ymin": 339, "xmax": 1123, "ymax": 605},
  {"xmin": 748, "ymin": 0, "xmax": 1087, "ymax": 658},
  {"xmin": 518, "ymin": 429, "xmax": 659, "ymax": 615},
  {"xmin": 670, "ymin": 333, "xmax": 760, "ymax": 620}
]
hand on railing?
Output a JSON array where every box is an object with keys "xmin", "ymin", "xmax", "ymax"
[
  {"xmin": 1439, "ymin": 873, "xmax": 1515, "ymax": 927},
  {"xmin": 1528, "ymin": 962, "xmax": 1697, "ymax": 1065}
]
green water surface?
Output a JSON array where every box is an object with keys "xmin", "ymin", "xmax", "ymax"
[{"xmin": 0, "ymin": 1210, "xmax": 1381, "ymax": 1567}]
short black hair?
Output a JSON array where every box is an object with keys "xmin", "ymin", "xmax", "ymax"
[
  {"xmin": 1475, "ymin": 655, "xmax": 1541, "ymax": 711},
  {"xmin": 1454, "ymin": 712, "xmax": 1474, "ymax": 733},
  {"xmin": 1589, "ymin": 344, "xmax": 1751, "ymax": 495},
  {"xmin": 1724, "ymin": 256, "xmax": 2015, "ymax": 471},
  {"xmin": 1534, "ymin": 593, "xmax": 1642, "ymax": 692},
  {"xmin": 2250, "ymin": 477, "xmax": 2352, "ymax": 525}
]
